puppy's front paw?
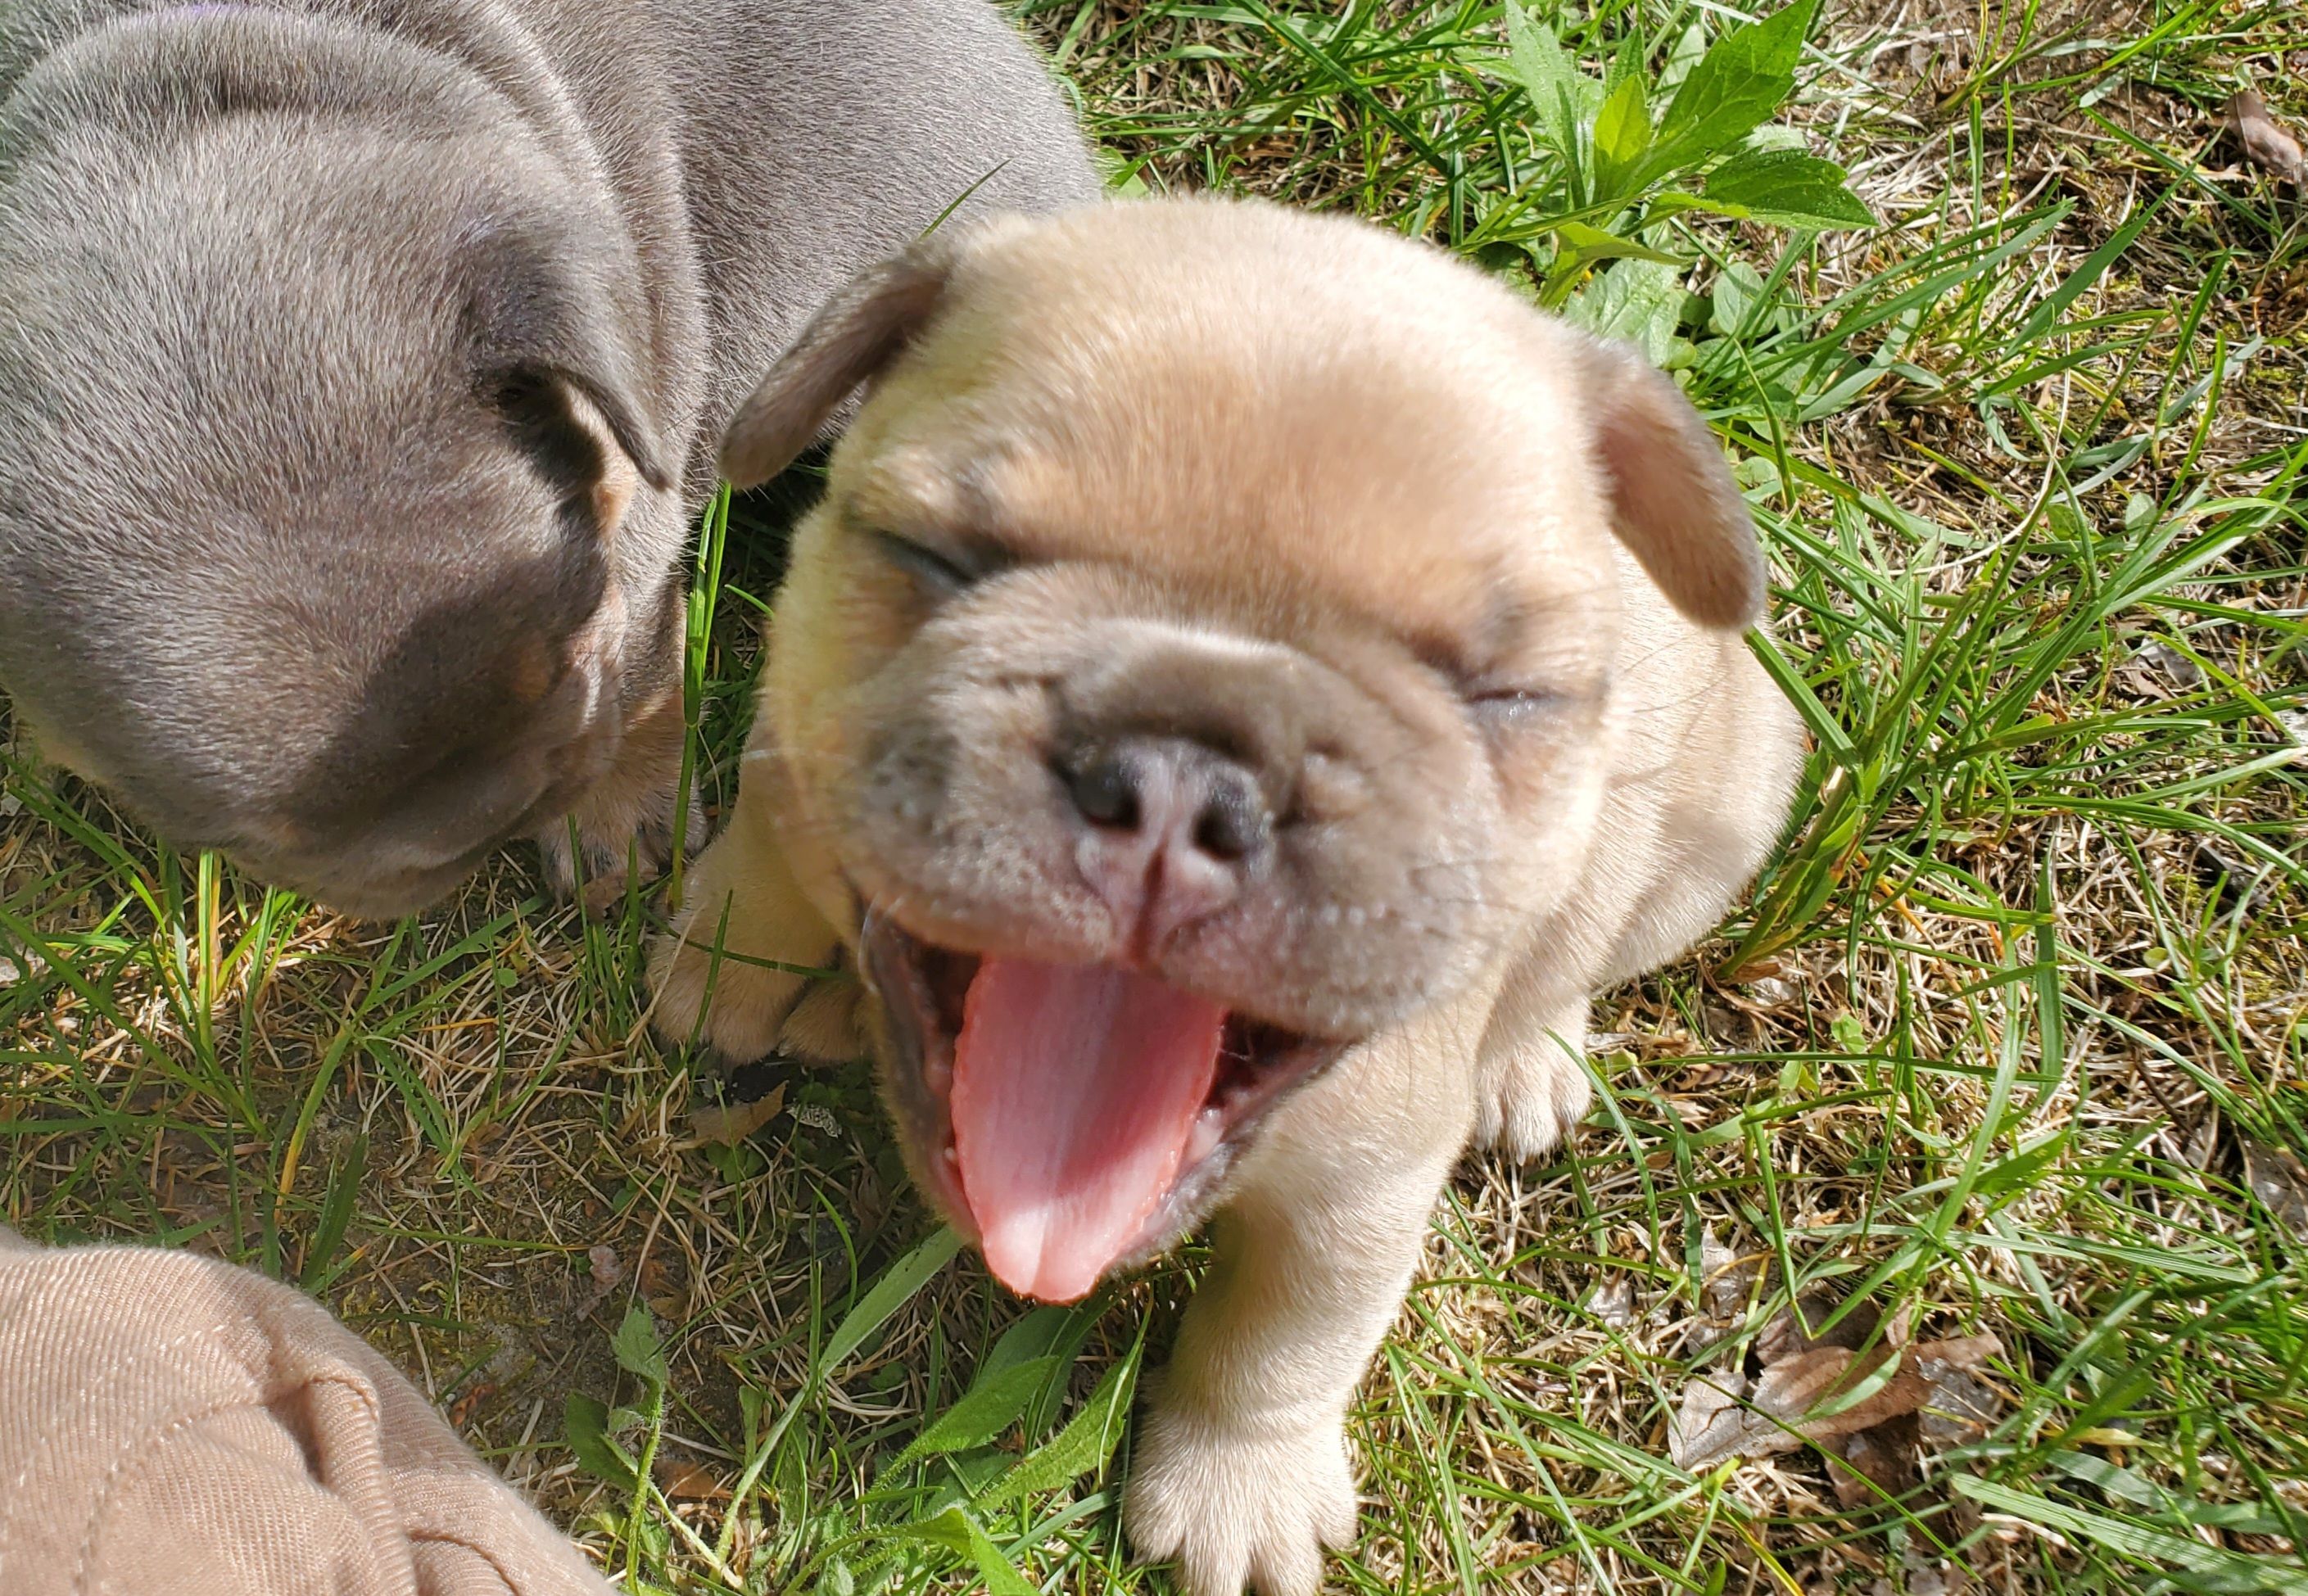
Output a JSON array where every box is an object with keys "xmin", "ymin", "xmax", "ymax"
[
  {"xmin": 647, "ymin": 811, "xmax": 837, "ymax": 1063},
  {"xmin": 648, "ymin": 911, "xmax": 803, "ymax": 1063},
  {"xmin": 1125, "ymin": 1404, "xmax": 1357, "ymax": 1596},
  {"xmin": 1475, "ymin": 1024, "xmax": 1592, "ymax": 1163}
]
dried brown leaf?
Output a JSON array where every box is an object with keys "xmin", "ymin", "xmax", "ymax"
[
  {"xmin": 2182, "ymin": 1110, "xmax": 2220, "ymax": 1170},
  {"xmin": 1758, "ymin": 1287, "xmax": 1881, "ymax": 1365},
  {"xmin": 1917, "ymin": 1336, "xmax": 2005, "ymax": 1447},
  {"xmin": 688, "ymin": 1081, "xmax": 786, "ymax": 1147},
  {"xmin": 1591, "ymin": 1272, "xmax": 1637, "ymax": 1328},
  {"xmin": 1700, "ymin": 1230, "xmax": 1764, "ymax": 1321},
  {"xmin": 1830, "ymin": 1410, "xmax": 1920, "ymax": 1509},
  {"xmin": 1917, "ymin": 1333, "xmax": 2000, "ymax": 1372},
  {"xmin": 1874, "ymin": 1549, "xmax": 1971, "ymax": 1596},
  {"xmin": 2134, "ymin": 638, "xmax": 2206, "ymax": 689},
  {"xmin": 587, "ymin": 1244, "xmax": 622, "ymax": 1290},
  {"xmin": 1667, "ymin": 1369, "xmax": 1750, "ymax": 1468},
  {"xmin": 2243, "ymin": 1138, "xmax": 2308, "ymax": 1234},
  {"xmin": 1739, "ymin": 974, "xmax": 1799, "ymax": 1011},
  {"xmin": 1758, "ymin": 1345, "xmax": 1931, "ymax": 1445},
  {"xmin": 447, "ymin": 1379, "xmax": 496, "ymax": 1429},
  {"xmin": 1668, "ymin": 1335, "xmax": 2003, "ymax": 1471},
  {"xmin": 2227, "ymin": 90, "xmax": 2307, "ymax": 185},
  {"xmin": 655, "ymin": 1457, "xmax": 731, "ymax": 1501}
]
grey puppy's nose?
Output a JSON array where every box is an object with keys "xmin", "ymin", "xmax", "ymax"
[{"xmin": 1061, "ymin": 737, "xmax": 1272, "ymax": 952}]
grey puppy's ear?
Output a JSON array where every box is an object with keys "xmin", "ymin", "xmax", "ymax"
[
  {"xmin": 464, "ymin": 218, "xmax": 675, "ymax": 493},
  {"xmin": 1574, "ymin": 335, "xmax": 1767, "ymax": 631},
  {"xmin": 720, "ymin": 238, "xmax": 957, "ymax": 489}
]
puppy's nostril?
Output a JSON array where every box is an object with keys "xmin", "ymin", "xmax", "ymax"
[
  {"xmin": 1066, "ymin": 754, "xmax": 1139, "ymax": 830},
  {"xmin": 1192, "ymin": 787, "xmax": 1262, "ymax": 861}
]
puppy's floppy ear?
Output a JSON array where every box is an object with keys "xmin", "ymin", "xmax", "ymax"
[
  {"xmin": 720, "ymin": 238, "xmax": 957, "ymax": 490},
  {"xmin": 1574, "ymin": 335, "xmax": 1767, "ymax": 631},
  {"xmin": 464, "ymin": 218, "xmax": 675, "ymax": 496}
]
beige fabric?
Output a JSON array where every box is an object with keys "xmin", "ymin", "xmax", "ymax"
[{"xmin": 0, "ymin": 1230, "xmax": 613, "ymax": 1596}]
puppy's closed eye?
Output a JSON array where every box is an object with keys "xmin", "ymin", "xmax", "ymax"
[
  {"xmin": 1413, "ymin": 638, "xmax": 1570, "ymax": 733},
  {"xmin": 1464, "ymin": 685, "xmax": 1568, "ymax": 737},
  {"xmin": 870, "ymin": 529, "xmax": 1008, "ymax": 599}
]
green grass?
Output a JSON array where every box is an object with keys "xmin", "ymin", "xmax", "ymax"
[{"xmin": 5, "ymin": 1, "xmax": 2306, "ymax": 1590}]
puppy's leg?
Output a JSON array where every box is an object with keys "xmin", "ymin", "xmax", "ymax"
[
  {"xmin": 1125, "ymin": 1020, "xmax": 1478, "ymax": 1596},
  {"xmin": 1473, "ymin": 980, "xmax": 1594, "ymax": 1163},
  {"xmin": 538, "ymin": 572, "xmax": 699, "ymax": 912},
  {"xmin": 647, "ymin": 762, "xmax": 839, "ymax": 1063},
  {"xmin": 775, "ymin": 970, "xmax": 870, "ymax": 1063},
  {"xmin": 541, "ymin": 680, "xmax": 706, "ymax": 912}
]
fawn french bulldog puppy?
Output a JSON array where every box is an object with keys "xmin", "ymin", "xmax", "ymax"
[
  {"xmin": 653, "ymin": 198, "xmax": 1804, "ymax": 1596},
  {"xmin": 0, "ymin": 0, "xmax": 1093, "ymax": 916}
]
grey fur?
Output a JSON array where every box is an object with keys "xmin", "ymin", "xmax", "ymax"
[{"xmin": 0, "ymin": 0, "xmax": 1096, "ymax": 915}]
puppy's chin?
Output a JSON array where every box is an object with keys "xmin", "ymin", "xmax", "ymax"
[
  {"xmin": 860, "ymin": 908, "xmax": 1347, "ymax": 1304},
  {"xmin": 240, "ymin": 849, "xmax": 500, "ymax": 922}
]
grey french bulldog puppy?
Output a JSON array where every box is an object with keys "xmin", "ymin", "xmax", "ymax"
[{"xmin": 0, "ymin": 0, "xmax": 1095, "ymax": 916}]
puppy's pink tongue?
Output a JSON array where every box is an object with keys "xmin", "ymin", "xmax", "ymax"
[{"xmin": 949, "ymin": 957, "xmax": 1226, "ymax": 1304}]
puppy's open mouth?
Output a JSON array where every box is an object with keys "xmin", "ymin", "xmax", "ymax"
[{"xmin": 863, "ymin": 913, "xmax": 1342, "ymax": 1304}]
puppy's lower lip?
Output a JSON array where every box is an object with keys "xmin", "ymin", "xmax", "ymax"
[{"xmin": 861, "ymin": 908, "xmax": 1346, "ymax": 1299}]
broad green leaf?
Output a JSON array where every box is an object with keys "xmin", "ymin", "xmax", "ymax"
[
  {"xmin": 957, "ymin": 1514, "xmax": 1036, "ymax": 1596},
  {"xmin": 981, "ymin": 1300, "xmax": 1098, "ymax": 1435},
  {"xmin": 1704, "ymin": 148, "xmax": 1874, "ymax": 229},
  {"xmin": 610, "ymin": 1304, "xmax": 668, "ymax": 1385},
  {"xmin": 983, "ymin": 1347, "xmax": 1141, "ymax": 1506},
  {"xmin": 1603, "ymin": 29, "xmax": 1645, "ymax": 97},
  {"xmin": 897, "ymin": 1508, "xmax": 1036, "ymax": 1596},
  {"xmin": 1647, "ymin": 0, "xmax": 1817, "ymax": 179},
  {"xmin": 1659, "ymin": 20, "xmax": 1708, "ymax": 95},
  {"xmin": 2047, "ymin": 1449, "xmax": 2169, "ymax": 1509},
  {"xmin": 1645, "ymin": 189, "xmax": 1752, "ymax": 222},
  {"xmin": 1708, "ymin": 259, "xmax": 1771, "ymax": 337},
  {"xmin": 895, "ymin": 1355, "xmax": 1061, "ymax": 1467},
  {"xmin": 564, "ymin": 1392, "xmax": 638, "ymax": 1490},
  {"xmin": 1746, "ymin": 123, "xmax": 1811, "ymax": 151},
  {"xmin": 1591, "ymin": 74, "xmax": 1653, "ymax": 195},
  {"xmin": 980, "ymin": 1304, "xmax": 1078, "ymax": 1381},
  {"xmin": 822, "ymin": 1225, "xmax": 963, "ymax": 1371},
  {"xmin": 1498, "ymin": 2, "xmax": 1591, "ymax": 153},
  {"xmin": 1550, "ymin": 220, "xmax": 1683, "ymax": 269},
  {"xmin": 1568, "ymin": 259, "xmax": 1685, "ymax": 366}
]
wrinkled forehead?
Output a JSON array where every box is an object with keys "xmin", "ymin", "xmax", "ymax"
[{"xmin": 839, "ymin": 271, "xmax": 1618, "ymax": 665}]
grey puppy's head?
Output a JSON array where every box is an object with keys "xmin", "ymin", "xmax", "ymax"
[{"xmin": 0, "ymin": 9, "xmax": 678, "ymax": 914}]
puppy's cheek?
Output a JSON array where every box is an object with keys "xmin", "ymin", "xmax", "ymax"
[
  {"xmin": 1487, "ymin": 737, "xmax": 1612, "ymax": 916},
  {"xmin": 835, "ymin": 677, "xmax": 1089, "ymax": 933},
  {"xmin": 1146, "ymin": 804, "xmax": 1502, "ymax": 1038},
  {"xmin": 16, "ymin": 712, "xmax": 107, "ymax": 789},
  {"xmin": 1301, "ymin": 761, "xmax": 1506, "ymax": 974}
]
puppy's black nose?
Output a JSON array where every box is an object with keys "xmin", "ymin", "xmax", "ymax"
[{"xmin": 1061, "ymin": 738, "xmax": 1272, "ymax": 951}]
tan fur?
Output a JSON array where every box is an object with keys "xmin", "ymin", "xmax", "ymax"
[{"xmin": 651, "ymin": 198, "xmax": 1805, "ymax": 1596}]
